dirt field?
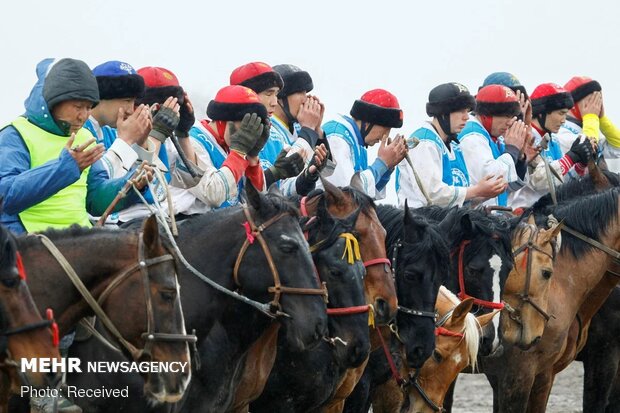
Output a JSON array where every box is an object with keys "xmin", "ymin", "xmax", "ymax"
[{"xmin": 452, "ymin": 361, "xmax": 583, "ymax": 412}]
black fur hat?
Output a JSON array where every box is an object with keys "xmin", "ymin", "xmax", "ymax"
[
  {"xmin": 273, "ymin": 64, "xmax": 314, "ymax": 98},
  {"xmin": 426, "ymin": 83, "xmax": 476, "ymax": 117}
]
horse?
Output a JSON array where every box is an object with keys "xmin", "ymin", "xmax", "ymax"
[
  {"xmin": 8, "ymin": 216, "xmax": 195, "ymax": 412},
  {"xmin": 371, "ymin": 287, "xmax": 495, "ymax": 413},
  {"xmin": 0, "ymin": 222, "xmax": 61, "ymax": 412},
  {"xmin": 499, "ymin": 214, "xmax": 562, "ymax": 350},
  {"xmin": 341, "ymin": 204, "xmax": 450, "ymax": 413},
  {"xmin": 249, "ymin": 195, "xmax": 369, "ymax": 412},
  {"xmin": 483, "ymin": 188, "xmax": 620, "ymax": 412}
]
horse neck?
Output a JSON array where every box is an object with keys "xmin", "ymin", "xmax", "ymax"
[
  {"xmin": 221, "ymin": 300, "xmax": 273, "ymax": 352},
  {"xmin": 20, "ymin": 232, "xmax": 140, "ymax": 334}
]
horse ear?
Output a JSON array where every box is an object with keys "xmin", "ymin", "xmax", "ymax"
[
  {"xmin": 142, "ymin": 215, "xmax": 161, "ymax": 255},
  {"xmin": 588, "ymin": 159, "xmax": 611, "ymax": 191},
  {"xmin": 541, "ymin": 219, "xmax": 564, "ymax": 245},
  {"xmin": 476, "ymin": 309, "xmax": 500, "ymax": 328},
  {"xmin": 460, "ymin": 212, "xmax": 475, "ymax": 239},
  {"xmin": 320, "ymin": 175, "xmax": 346, "ymax": 207},
  {"xmin": 403, "ymin": 200, "xmax": 411, "ymax": 226},
  {"xmin": 451, "ymin": 297, "xmax": 474, "ymax": 325},
  {"xmin": 438, "ymin": 207, "xmax": 457, "ymax": 234},
  {"xmin": 244, "ymin": 179, "xmax": 264, "ymax": 211},
  {"xmin": 349, "ymin": 172, "xmax": 365, "ymax": 193}
]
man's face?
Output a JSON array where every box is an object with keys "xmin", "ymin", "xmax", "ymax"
[
  {"xmin": 449, "ymin": 109, "xmax": 470, "ymax": 134},
  {"xmin": 284, "ymin": 91, "xmax": 308, "ymax": 118},
  {"xmin": 490, "ymin": 115, "xmax": 515, "ymax": 137},
  {"xmin": 98, "ymin": 98, "xmax": 135, "ymax": 128},
  {"xmin": 51, "ymin": 99, "xmax": 94, "ymax": 134},
  {"xmin": 258, "ymin": 87, "xmax": 279, "ymax": 117},
  {"xmin": 545, "ymin": 109, "xmax": 569, "ymax": 134},
  {"xmin": 364, "ymin": 125, "xmax": 391, "ymax": 146}
]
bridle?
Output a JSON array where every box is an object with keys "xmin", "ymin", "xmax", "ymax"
[
  {"xmin": 452, "ymin": 239, "xmax": 506, "ymax": 311},
  {"xmin": 37, "ymin": 232, "xmax": 197, "ymax": 361},
  {"xmin": 233, "ymin": 204, "xmax": 328, "ymax": 317},
  {"xmin": 503, "ymin": 224, "xmax": 555, "ymax": 325}
]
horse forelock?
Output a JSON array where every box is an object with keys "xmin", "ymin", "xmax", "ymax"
[{"xmin": 463, "ymin": 313, "xmax": 481, "ymax": 371}]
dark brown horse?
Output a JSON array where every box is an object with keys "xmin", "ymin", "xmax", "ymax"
[
  {"xmin": 0, "ymin": 222, "xmax": 61, "ymax": 413},
  {"xmin": 9, "ymin": 216, "xmax": 194, "ymax": 411}
]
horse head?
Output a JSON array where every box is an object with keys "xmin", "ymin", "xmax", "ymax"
[
  {"xmin": 500, "ymin": 214, "xmax": 561, "ymax": 351},
  {"xmin": 320, "ymin": 177, "xmax": 397, "ymax": 325},
  {"xmin": 307, "ymin": 196, "xmax": 369, "ymax": 368},
  {"xmin": 390, "ymin": 203, "xmax": 449, "ymax": 368},
  {"xmin": 237, "ymin": 182, "xmax": 328, "ymax": 352}
]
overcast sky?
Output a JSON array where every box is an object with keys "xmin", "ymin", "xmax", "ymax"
[{"xmin": 1, "ymin": 0, "xmax": 618, "ymax": 204}]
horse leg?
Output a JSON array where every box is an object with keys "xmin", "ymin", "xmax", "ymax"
[
  {"xmin": 605, "ymin": 363, "xmax": 620, "ymax": 413},
  {"xmin": 370, "ymin": 378, "xmax": 403, "ymax": 413},
  {"xmin": 495, "ymin": 362, "xmax": 536, "ymax": 413},
  {"xmin": 582, "ymin": 344, "xmax": 619, "ymax": 413},
  {"xmin": 323, "ymin": 357, "xmax": 369, "ymax": 413},
  {"xmin": 525, "ymin": 371, "xmax": 555, "ymax": 413},
  {"xmin": 441, "ymin": 378, "xmax": 457, "ymax": 413},
  {"xmin": 342, "ymin": 368, "xmax": 372, "ymax": 413}
]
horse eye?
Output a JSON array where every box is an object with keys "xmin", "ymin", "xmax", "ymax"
[
  {"xmin": 1, "ymin": 277, "xmax": 19, "ymax": 288},
  {"xmin": 433, "ymin": 350, "xmax": 443, "ymax": 363},
  {"xmin": 279, "ymin": 242, "xmax": 298, "ymax": 253},
  {"xmin": 404, "ymin": 271, "xmax": 419, "ymax": 281},
  {"xmin": 159, "ymin": 290, "xmax": 176, "ymax": 302},
  {"xmin": 541, "ymin": 269, "xmax": 553, "ymax": 280},
  {"xmin": 330, "ymin": 269, "xmax": 343, "ymax": 277}
]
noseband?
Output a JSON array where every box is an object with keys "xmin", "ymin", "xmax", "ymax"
[{"xmin": 233, "ymin": 204, "xmax": 328, "ymax": 317}]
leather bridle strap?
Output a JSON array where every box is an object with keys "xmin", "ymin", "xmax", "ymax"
[
  {"xmin": 233, "ymin": 205, "xmax": 328, "ymax": 314},
  {"xmin": 364, "ymin": 257, "xmax": 392, "ymax": 268},
  {"xmin": 454, "ymin": 240, "xmax": 505, "ymax": 310},
  {"xmin": 562, "ymin": 224, "xmax": 620, "ymax": 262}
]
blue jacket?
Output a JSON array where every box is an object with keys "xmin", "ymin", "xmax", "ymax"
[{"xmin": 0, "ymin": 58, "xmax": 138, "ymax": 234}]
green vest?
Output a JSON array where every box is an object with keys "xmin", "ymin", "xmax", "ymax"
[{"xmin": 12, "ymin": 116, "xmax": 92, "ymax": 233}]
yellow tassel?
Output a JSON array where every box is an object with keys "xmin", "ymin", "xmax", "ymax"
[
  {"xmin": 367, "ymin": 304, "xmax": 375, "ymax": 328},
  {"xmin": 339, "ymin": 233, "xmax": 361, "ymax": 265}
]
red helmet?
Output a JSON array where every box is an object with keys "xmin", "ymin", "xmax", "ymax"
[
  {"xmin": 229, "ymin": 62, "xmax": 283, "ymax": 94},
  {"xmin": 530, "ymin": 83, "xmax": 574, "ymax": 116},
  {"xmin": 475, "ymin": 85, "xmax": 521, "ymax": 117},
  {"xmin": 564, "ymin": 76, "xmax": 601, "ymax": 103},
  {"xmin": 350, "ymin": 89, "xmax": 403, "ymax": 128}
]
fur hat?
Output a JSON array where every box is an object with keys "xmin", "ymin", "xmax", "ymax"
[
  {"xmin": 43, "ymin": 58, "xmax": 100, "ymax": 109},
  {"xmin": 272, "ymin": 64, "xmax": 314, "ymax": 98},
  {"xmin": 136, "ymin": 66, "xmax": 185, "ymax": 106},
  {"xmin": 230, "ymin": 62, "xmax": 284, "ymax": 94},
  {"xmin": 530, "ymin": 83, "xmax": 574, "ymax": 116},
  {"xmin": 350, "ymin": 89, "xmax": 403, "ymax": 128},
  {"xmin": 476, "ymin": 85, "xmax": 521, "ymax": 118},
  {"xmin": 564, "ymin": 76, "xmax": 602, "ymax": 103},
  {"xmin": 92, "ymin": 61, "xmax": 145, "ymax": 100},
  {"xmin": 206, "ymin": 85, "xmax": 268, "ymax": 123},
  {"xmin": 426, "ymin": 83, "xmax": 476, "ymax": 117}
]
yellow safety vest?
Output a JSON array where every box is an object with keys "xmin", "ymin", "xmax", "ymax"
[{"xmin": 12, "ymin": 116, "xmax": 92, "ymax": 233}]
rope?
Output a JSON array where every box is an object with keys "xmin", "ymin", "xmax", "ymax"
[
  {"xmin": 339, "ymin": 233, "xmax": 361, "ymax": 265},
  {"xmin": 404, "ymin": 137, "xmax": 432, "ymax": 205}
]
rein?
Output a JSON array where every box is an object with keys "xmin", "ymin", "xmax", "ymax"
[{"xmin": 36, "ymin": 233, "xmax": 197, "ymax": 361}]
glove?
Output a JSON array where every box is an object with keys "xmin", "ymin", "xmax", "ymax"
[
  {"xmin": 268, "ymin": 150, "xmax": 304, "ymax": 181},
  {"xmin": 229, "ymin": 113, "xmax": 264, "ymax": 157},
  {"xmin": 247, "ymin": 119, "xmax": 271, "ymax": 157},
  {"xmin": 150, "ymin": 106, "xmax": 180, "ymax": 143},
  {"xmin": 567, "ymin": 137, "xmax": 594, "ymax": 164},
  {"xmin": 175, "ymin": 102, "xmax": 196, "ymax": 138}
]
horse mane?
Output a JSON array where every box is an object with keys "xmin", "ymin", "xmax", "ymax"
[
  {"xmin": 340, "ymin": 187, "xmax": 376, "ymax": 214},
  {"xmin": 376, "ymin": 205, "xmax": 449, "ymax": 275},
  {"xmin": 16, "ymin": 224, "xmax": 125, "ymax": 248},
  {"xmin": 0, "ymin": 224, "xmax": 17, "ymax": 271},
  {"xmin": 534, "ymin": 187, "xmax": 620, "ymax": 259},
  {"xmin": 438, "ymin": 286, "xmax": 481, "ymax": 371}
]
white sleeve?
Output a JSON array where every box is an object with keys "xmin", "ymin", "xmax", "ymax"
[
  {"xmin": 324, "ymin": 135, "xmax": 356, "ymax": 188},
  {"xmin": 397, "ymin": 141, "xmax": 466, "ymax": 208},
  {"xmin": 460, "ymin": 133, "xmax": 520, "ymax": 186},
  {"xmin": 527, "ymin": 157, "xmax": 564, "ymax": 191},
  {"xmin": 100, "ymin": 139, "xmax": 139, "ymax": 179}
]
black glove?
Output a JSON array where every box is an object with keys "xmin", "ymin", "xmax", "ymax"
[
  {"xmin": 229, "ymin": 113, "xmax": 264, "ymax": 157},
  {"xmin": 247, "ymin": 119, "xmax": 270, "ymax": 157},
  {"xmin": 175, "ymin": 102, "xmax": 195, "ymax": 138},
  {"xmin": 567, "ymin": 137, "xmax": 594, "ymax": 164},
  {"xmin": 150, "ymin": 106, "xmax": 180, "ymax": 143},
  {"xmin": 267, "ymin": 150, "xmax": 304, "ymax": 182},
  {"xmin": 298, "ymin": 126, "xmax": 320, "ymax": 147}
]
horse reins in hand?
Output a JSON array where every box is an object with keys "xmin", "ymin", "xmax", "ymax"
[
  {"xmin": 233, "ymin": 204, "xmax": 328, "ymax": 315},
  {"xmin": 36, "ymin": 233, "xmax": 197, "ymax": 361},
  {"xmin": 504, "ymin": 224, "xmax": 555, "ymax": 324}
]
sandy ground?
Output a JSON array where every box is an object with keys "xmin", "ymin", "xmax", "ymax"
[{"xmin": 452, "ymin": 361, "xmax": 583, "ymax": 412}]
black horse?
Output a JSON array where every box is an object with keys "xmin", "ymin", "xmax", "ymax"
[
  {"xmin": 67, "ymin": 183, "xmax": 328, "ymax": 412},
  {"xmin": 342, "ymin": 204, "xmax": 450, "ymax": 413},
  {"xmin": 250, "ymin": 195, "xmax": 369, "ymax": 412}
]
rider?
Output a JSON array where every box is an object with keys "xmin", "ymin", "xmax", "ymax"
[
  {"xmin": 558, "ymin": 76, "xmax": 620, "ymax": 172},
  {"xmin": 0, "ymin": 58, "xmax": 145, "ymax": 235},
  {"xmin": 396, "ymin": 82, "xmax": 506, "ymax": 207},
  {"xmin": 323, "ymin": 88, "xmax": 407, "ymax": 199},
  {"xmin": 510, "ymin": 83, "xmax": 594, "ymax": 207},
  {"xmin": 457, "ymin": 85, "xmax": 529, "ymax": 207},
  {"xmin": 229, "ymin": 62, "xmax": 326, "ymax": 194}
]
